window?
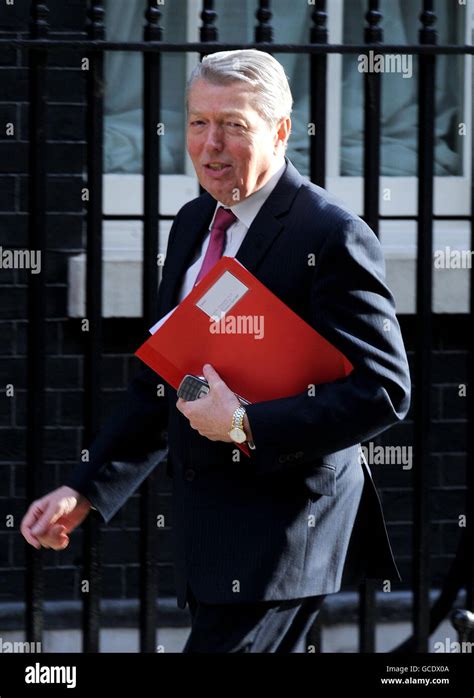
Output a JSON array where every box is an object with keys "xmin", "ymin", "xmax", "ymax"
[
  {"xmin": 328, "ymin": 0, "xmax": 472, "ymax": 218},
  {"xmin": 104, "ymin": 0, "xmax": 186, "ymax": 175},
  {"xmin": 103, "ymin": 0, "xmax": 198, "ymax": 219}
]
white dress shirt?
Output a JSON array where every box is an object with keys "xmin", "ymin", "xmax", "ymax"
[{"xmin": 177, "ymin": 158, "xmax": 287, "ymax": 302}]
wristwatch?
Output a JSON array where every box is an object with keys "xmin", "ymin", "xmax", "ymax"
[
  {"xmin": 229, "ymin": 405, "xmax": 256, "ymax": 449},
  {"xmin": 229, "ymin": 405, "xmax": 247, "ymax": 443}
]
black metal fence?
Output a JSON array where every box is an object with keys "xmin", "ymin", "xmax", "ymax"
[{"xmin": 4, "ymin": 0, "xmax": 474, "ymax": 653}]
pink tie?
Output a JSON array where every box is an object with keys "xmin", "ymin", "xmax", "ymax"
[{"xmin": 194, "ymin": 207, "xmax": 237, "ymax": 286}]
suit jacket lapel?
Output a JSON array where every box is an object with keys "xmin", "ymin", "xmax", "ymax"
[{"xmin": 235, "ymin": 158, "xmax": 304, "ymax": 274}]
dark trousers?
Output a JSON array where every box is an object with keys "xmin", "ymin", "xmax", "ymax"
[{"xmin": 182, "ymin": 587, "xmax": 326, "ymax": 653}]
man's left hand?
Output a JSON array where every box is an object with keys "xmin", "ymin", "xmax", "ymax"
[{"xmin": 176, "ymin": 364, "xmax": 242, "ymax": 443}]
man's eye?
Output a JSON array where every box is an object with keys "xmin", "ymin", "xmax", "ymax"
[
  {"xmin": 190, "ymin": 120, "xmax": 205, "ymax": 126},
  {"xmin": 227, "ymin": 122, "xmax": 243, "ymax": 128}
]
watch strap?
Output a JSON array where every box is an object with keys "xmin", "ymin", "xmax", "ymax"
[{"xmin": 232, "ymin": 406, "xmax": 246, "ymax": 430}]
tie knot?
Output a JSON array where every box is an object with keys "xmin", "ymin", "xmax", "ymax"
[{"xmin": 213, "ymin": 207, "xmax": 237, "ymax": 231}]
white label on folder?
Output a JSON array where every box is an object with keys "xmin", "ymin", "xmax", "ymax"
[{"xmin": 196, "ymin": 271, "xmax": 249, "ymax": 321}]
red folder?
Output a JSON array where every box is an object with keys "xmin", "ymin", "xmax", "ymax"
[{"xmin": 135, "ymin": 256, "xmax": 353, "ymax": 455}]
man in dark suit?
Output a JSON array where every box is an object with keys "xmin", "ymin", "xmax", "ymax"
[{"xmin": 21, "ymin": 49, "xmax": 411, "ymax": 653}]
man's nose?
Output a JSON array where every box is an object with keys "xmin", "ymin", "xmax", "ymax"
[{"xmin": 204, "ymin": 125, "xmax": 224, "ymax": 150}]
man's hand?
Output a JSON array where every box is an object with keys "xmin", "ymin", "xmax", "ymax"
[
  {"xmin": 20, "ymin": 486, "xmax": 92, "ymax": 551},
  {"xmin": 176, "ymin": 364, "xmax": 253, "ymax": 443}
]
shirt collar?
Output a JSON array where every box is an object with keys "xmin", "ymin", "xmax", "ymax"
[{"xmin": 210, "ymin": 157, "xmax": 286, "ymax": 230}]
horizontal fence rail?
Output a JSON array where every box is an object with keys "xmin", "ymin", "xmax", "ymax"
[{"xmin": 2, "ymin": 39, "xmax": 474, "ymax": 53}]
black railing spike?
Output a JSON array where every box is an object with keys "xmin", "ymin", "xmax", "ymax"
[
  {"xmin": 364, "ymin": 0, "xmax": 383, "ymax": 44},
  {"xmin": 200, "ymin": 0, "xmax": 217, "ymax": 43},
  {"xmin": 311, "ymin": 0, "xmax": 327, "ymax": 45},
  {"xmin": 87, "ymin": 1, "xmax": 105, "ymax": 41},
  {"xmin": 451, "ymin": 609, "xmax": 474, "ymax": 644},
  {"xmin": 30, "ymin": 1, "xmax": 49, "ymax": 40},
  {"xmin": 309, "ymin": 3, "xmax": 328, "ymax": 211},
  {"xmin": 255, "ymin": 1, "xmax": 273, "ymax": 43},
  {"xmin": 419, "ymin": 0, "xmax": 437, "ymax": 44},
  {"xmin": 145, "ymin": 1, "xmax": 163, "ymax": 42}
]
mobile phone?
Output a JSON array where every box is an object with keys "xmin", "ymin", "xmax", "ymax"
[
  {"xmin": 177, "ymin": 374, "xmax": 210, "ymax": 401},
  {"xmin": 177, "ymin": 373, "xmax": 250, "ymax": 405}
]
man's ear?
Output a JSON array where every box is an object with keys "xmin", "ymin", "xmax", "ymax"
[{"xmin": 275, "ymin": 116, "xmax": 292, "ymax": 152}]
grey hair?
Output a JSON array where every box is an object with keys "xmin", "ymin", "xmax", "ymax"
[{"xmin": 186, "ymin": 49, "xmax": 293, "ymax": 126}]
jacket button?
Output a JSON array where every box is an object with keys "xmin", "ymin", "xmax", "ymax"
[{"xmin": 184, "ymin": 469, "xmax": 195, "ymax": 481}]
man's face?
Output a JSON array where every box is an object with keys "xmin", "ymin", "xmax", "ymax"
[{"xmin": 187, "ymin": 79, "xmax": 289, "ymax": 206}]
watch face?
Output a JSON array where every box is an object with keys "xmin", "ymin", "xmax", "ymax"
[{"xmin": 229, "ymin": 427, "xmax": 247, "ymax": 444}]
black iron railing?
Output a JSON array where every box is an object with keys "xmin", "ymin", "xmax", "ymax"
[{"xmin": 9, "ymin": 0, "xmax": 474, "ymax": 653}]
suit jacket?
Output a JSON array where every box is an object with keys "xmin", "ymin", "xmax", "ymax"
[{"xmin": 65, "ymin": 157, "xmax": 411, "ymax": 608}]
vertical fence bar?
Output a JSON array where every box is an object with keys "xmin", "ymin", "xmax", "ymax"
[
  {"xmin": 255, "ymin": 0, "xmax": 273, "ymax": 43},
  {"xmin": 363, "ymin": 0, "xmax": 382, "ymax": 238},
  {"xmin": 306, "ymin": 617, "xmax": 322, "ymax": 654},
  {"xmin": 139, "ymin": 1, "xmax": 163, "ymax": 654},
  {"xmin": 413, "ymin": 0, "xmax": 436, "ymax": 653},
  {"xmin": 309, "ymin": 0, "xmax": 328, "ymax": 188},
  {"xmin": 467, "ymin": 29, "xmax": 474, "ymax": 620},
  {"xmin": 25, "ymin": 0, "xmax": 49, "ymax": 645},
  {"xmin": 359, "ymin": 0, "xmax": 383, "ymax": 654},
  {"xmin": 82, "ymin": 0, "xmax": 105, "ymax": 653},
  {"xmin": 307, "ymin": 2, "xmax": 327, "ymax": 651},
  {"xmin": 198, "ymin": 0, "xmax": 218, "ymax": 196}
]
